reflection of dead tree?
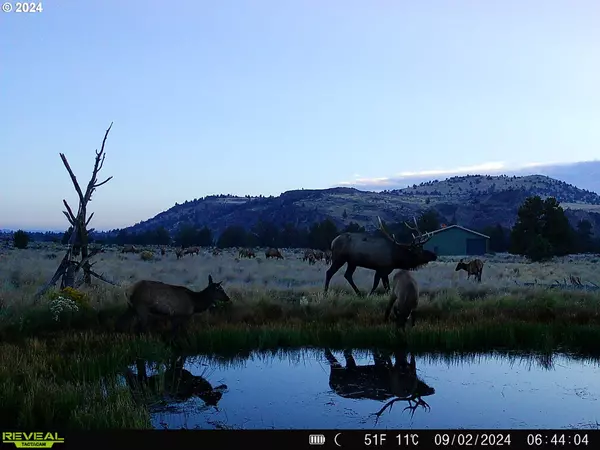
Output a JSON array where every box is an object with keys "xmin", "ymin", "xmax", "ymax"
[{"xmin": 35, "ymin": 124, "xmax": 118, "ymax": 299}]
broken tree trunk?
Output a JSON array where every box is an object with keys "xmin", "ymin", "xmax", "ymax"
[{"xmin": 35, "ymin": 123, "xmax": 117, "ymax": 300}]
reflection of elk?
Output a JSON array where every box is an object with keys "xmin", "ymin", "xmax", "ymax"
[
  {"xmin": 183, "ymin": 246, "xmax": 200, "ymax": 256},
  {"xmin": 122, "ymin": 245, "xmax": 138, "ymax": 254},
  {"xmin": 455, "ymin": 258, "xmax": 484, "ymax": 282},
  {"xmin": 265, "ymin": 248, "xmax": 283, "ymax": 259},
  {"xmin": 239, "ymin": 248, "xmax": 256, "ymax": 258},
  {"xmin": 324, "ymin": 217, "xmax": 436, "ymax": 295},
  {"xmin": 124, "ymin": 356, "xmax": 228, "ymax": 409},
  {"xmin": 116, "ymin": 275, "xmax": 231, "ymax": 335},
  {"xmin": 324, "ymin": 349, "xmax": 434, "ymax": 422},
  {"xmin": 385, "ymin": 270, "xmax": 420, "ymax": 329}
]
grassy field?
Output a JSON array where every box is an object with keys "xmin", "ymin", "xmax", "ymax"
[{"xmin": 1, "ymin": 244, "xmax": 600, "ymax": 427}]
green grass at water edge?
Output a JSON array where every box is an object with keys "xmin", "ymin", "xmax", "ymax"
[{"xmin": 3, "ymin": 320, "xmax": 600, "ymax": 429}]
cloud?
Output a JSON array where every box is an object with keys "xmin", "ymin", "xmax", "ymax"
[{"xmin": 336, "ymin": 159, "xmax": 593, "ymax": 191}]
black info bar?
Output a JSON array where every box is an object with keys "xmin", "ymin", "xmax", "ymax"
[{"xmin": 0, "ymin": 430, "xmax": 596, "ymax": 450}]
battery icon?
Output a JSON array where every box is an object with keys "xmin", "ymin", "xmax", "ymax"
[{"xmin": 309, "ymin": 434, "xmax": 326, "ymax": 445}]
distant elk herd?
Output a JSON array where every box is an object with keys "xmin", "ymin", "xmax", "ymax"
[{"xmin": 116, "ymin": 216, "xmax": 485, "ymax": 334}]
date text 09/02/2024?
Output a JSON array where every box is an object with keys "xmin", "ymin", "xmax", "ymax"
[{"xmin": 361, "ymin": 431, "xmax": 591, "ymax": 447}]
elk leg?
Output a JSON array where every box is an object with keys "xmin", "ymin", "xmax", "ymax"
[
  {"xmin": 382, "ymin": 273, "xmax": 391, "ymax": 292},
  {"xmin": 369, "ymin": 273, "xmax": 382, "ymax": 296},
  {"xmin": 384, "ymin": 292, "xmax": 398, "ymax": 321},
  {"xmin": 343, "ymin": 349, "xmax": 357, "ymax": 368},
  {"xmin": 343, "ymin": 264, "xmax": 361, "ymax": 295},
  {"xmin": 324, "ymin": 260, "xmax": 345, "ymax": 293}
]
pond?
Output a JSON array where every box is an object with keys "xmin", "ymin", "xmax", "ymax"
[{"xmin": 121, "ymin": 349, "xmax": 600, "ymax": 430}]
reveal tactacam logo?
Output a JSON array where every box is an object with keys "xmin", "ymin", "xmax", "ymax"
[{"xmin": 2, "ymin": 432, "xmax": 64, "ymax": 448}]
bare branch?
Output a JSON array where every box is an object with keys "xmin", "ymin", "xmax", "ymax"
[
  {"xmin": 60, "ymin": 154, "xmax": 85, "ymax": 202},
  {"xmin": 62, "ymin": 199, "xmax": 77, "ymax": 223},
  {"xmin": 85, "ymin": 212, "xmax": 94, "ymax": 227},
  {"xmin": 62, "ymin": 211, "xmax": 75, "ymax": 226},
  {"xmin": 93, "ymin": 176, "xmax": 113, "ymax": 188}
]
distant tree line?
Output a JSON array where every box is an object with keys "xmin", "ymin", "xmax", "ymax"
[{"xmin": 9, "ymin": 196, "xmax": 600, "ymax": 262}]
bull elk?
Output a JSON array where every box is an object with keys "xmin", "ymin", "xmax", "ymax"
[
  {"xmin": 116, "ymin": 275, "xmax": 231, "ymax": 335},
  {"xmin": 324, "ymin": 349, "xmax": 434, "ymax": 422},
  {"xmin": 265, "ymin": 247, "xmax": 283, "ymax": 259},
  {"xmin": 324, "ymin": 216, "xmax": 437, "ymax": 296},
  {"xmin": 385, "ymin": 270, "xmax": 419, "ymax": 329},
  {"xmin": 124, "ymin": 356, "xmax": 227, "ymax": 409},
  {"xmin": 455, "ymin": 258, "xmax": 484, "ymax": 282}
]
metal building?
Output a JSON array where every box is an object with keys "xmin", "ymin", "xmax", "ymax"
[{"xmin": 422, "ymin": 225, "xmax": 490, "ymax": 256}]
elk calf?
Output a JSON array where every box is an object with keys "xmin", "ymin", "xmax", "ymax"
[
  {"xmin": 116, "ymin": 275, "xmax": 231, "ymax": 336},
  {"xmin": 385, "ymin": 270, "xmax": 420, "ymax": 329},
  {"xmin": 455, "ymin": 258, "xmax": 484, "ymax": 282}
]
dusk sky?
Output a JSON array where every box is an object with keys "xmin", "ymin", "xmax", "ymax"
[{"xmin": 1, "ymin": 0, "xmax": 599, "ymax": 231}]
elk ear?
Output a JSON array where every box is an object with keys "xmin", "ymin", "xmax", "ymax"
[{"xmin": 208, "ymin": 275, "xmax": 214, "ymax": 284}]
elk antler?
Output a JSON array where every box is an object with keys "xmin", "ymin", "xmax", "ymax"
[
  {"xmin": 377, "ymin": 216, "xmax": 400, "ymax": 244},
  {"xmin": 403, "ymin": 217, "xmax": 433, "ymax": 247}
]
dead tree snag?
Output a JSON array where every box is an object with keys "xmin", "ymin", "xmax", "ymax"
[{"xmin": 35, "ymin": 123, "xmax": 118, "ymax": 300}]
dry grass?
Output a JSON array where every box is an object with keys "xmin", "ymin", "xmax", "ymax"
[{"xmin": 2, "ymin": 244, "xmax": 599, "ymax": 309}]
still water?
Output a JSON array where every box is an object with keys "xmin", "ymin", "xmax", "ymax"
[{"xmin": 122, "ymin": 349, "xmax": 600, "ymax": 430}]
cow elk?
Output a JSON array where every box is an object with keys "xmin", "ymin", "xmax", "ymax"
[
  {"xmin": 455, "ymin": 258, "xmax": 484, "ymax": 282},
  {"xmin": 385, "ymin": 270, "xmax": 419, "ymax": 329},
  {"xmin": 122, "ymin": 245, "xmax": 138, "ymax": 254},
  {"xmin": 239, "ymin": 248, "xmax": 256, "ymax": 258},
  {"xmin": 175, "ymin": 248, "xmax": 184, "ymax": 259},
  {"xmin": 265, "ymin": 247, "xmax": 283, "ymax": 259},
  {"xmin": 324, "ymin": 216, "xmax": 437, "ymax": 295},
  {"xmin": 116, "ymin": 275, "xmax": 231, "ymax": 336},
  {"xmin": 183, "ymin": 246, "xmax": 200, "ymax": 256}
]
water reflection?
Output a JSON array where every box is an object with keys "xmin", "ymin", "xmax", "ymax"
[
  {"xmin": 121, "ymin": 349, "xmax": 600, "ymax": 429},
  {"xmin": 324, "ymin": 349, "xmax": 434, "ymax": 422},
  {"xmin": 124, "ymin": 356, "xmax": 228, "ymax": 413}
]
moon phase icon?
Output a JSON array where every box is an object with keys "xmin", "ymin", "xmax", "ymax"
[{"xmin": 334, "ymin": 433, "xmax": 342, "ymax": 447}]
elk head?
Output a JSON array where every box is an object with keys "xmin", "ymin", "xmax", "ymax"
[{"xmin": 377, "ymin": 216, "xmax": 437, "ymax": 268}]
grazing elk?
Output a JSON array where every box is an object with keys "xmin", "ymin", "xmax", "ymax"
[
  {"xmin": 385, "ymin": 270, "xmax": 419, "ymax": 329},
  {"xmin": 313, "ymin": 250, "xmax": 324, "ymax": 261},
  {"xmin": 324, "ymin": 216, "xmax": 436, "ymax": 295},
  {"xmin": 303, "ymin": 249, "xmax": 314, "ymax": 261},
  {"xmin": 455, "ymin": 258, "xmax": 484, "ymax": 282},
  {"xmin": 324, "ymin": 348, "xmax": 435, "ymax": 422},
  {"xmin": 307, "ymin": 254, "xmax": 317, "ymax": 265},
  {"xmin": 124, "ymin": 356, "xmax": 228, "ymax": 410},
  {"xmin": 183, "ymin": 246, "xmax": 200, "ymax": 256},
  {"xmin": 265, "ymin": 247, "xmax": 284, "ymax": 259},
  {"xmin": 122, "ymin": 244, "xmax": 138, "ymax": 254},
  {"xmin": 116, "ymin": 275, "xmax": 231, "ymax": 336},
  {"xmin": 239, "ymin": 248, "xmax": 256, "ymax": 258},
  {"xmin": 175, "ymin": 248, "xmax": 184, "ymax": 259}
]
